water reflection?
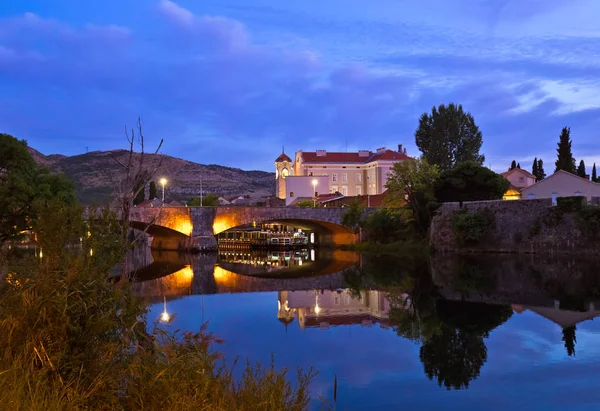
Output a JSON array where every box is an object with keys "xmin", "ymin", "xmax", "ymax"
[{"xmin": 127, "ymin": 249, "xmax": 600, "ymax": 409}]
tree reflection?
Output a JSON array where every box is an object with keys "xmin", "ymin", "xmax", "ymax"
[
  {"xmin": 562, "ymin": 326, "xmax": 577, "ymax": 357},
  {"xmin": 420, "ymin": 326, "xmax": 486, "ymax": 390}
]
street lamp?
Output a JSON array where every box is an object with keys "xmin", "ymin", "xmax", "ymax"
[
  {"xmin": 160, "ymin": 178, "xmax": 167, "ymax": 205},
  {"xmin": 311, "ymin": 179, "xmax": 318, "ymax": 207}
]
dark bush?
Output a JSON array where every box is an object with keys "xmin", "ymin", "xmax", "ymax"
[
  {"xmin": 451, "ymin": 210, "xmax": 491, "ymax": 245},
  {"xmin": 576, "ymin": 206, "xmax": 600, "ymax": 239},
  {"xmin": 556, "ymin": 196, "xmax": 584, "ymax": 212}
]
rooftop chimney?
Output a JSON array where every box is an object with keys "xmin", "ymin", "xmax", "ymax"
[
  {"xmin": 376, "ymin": 146, "xmax": 386, "ymax": 153},
  {"xmin": 358, "ymin": 150, "xmax": 370, "ymax": 157},
  {"xmin": 316, "ymin": 149, "xmax": 326, "ymax": 157},
  {"xmin": 398, "ymin": 144, "xmax": 403, "ymax": 153}
]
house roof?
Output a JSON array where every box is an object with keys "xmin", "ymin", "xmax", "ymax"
[
  {"xmin": 275, "ymin": 152, "xmax": 292, "ymax": 163},
  {"xmin": 521, "ymin": 170, "xmax": 600, "ymax": 192},
  {"xmin": 500, "ymin": 168, "xmax": 536, "ymax": 179},
  {"xmin": 300, "ymin": 149, "xmax": 410, "ymax": 164}
]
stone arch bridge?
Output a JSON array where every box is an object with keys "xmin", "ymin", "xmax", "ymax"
[{"xmin": 129, "ymin": 206, "xmax": 375, "ymax": 251}]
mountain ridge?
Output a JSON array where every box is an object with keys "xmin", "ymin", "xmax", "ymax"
[{"xmin": 28, "ymin": 147, "xmax": 275, "ymax": 204}]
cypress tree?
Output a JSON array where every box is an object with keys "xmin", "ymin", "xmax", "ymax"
[
  {"xmin": 510, "ymin": 160, "xmax": 517, "ymax": 170},
  {"xmin": 532, "ymin": 158, "xmax": 538, "ymax": 179},
  {"xmin": 593, "ymin": 163, "xmax": 597, "ymax": 182},
  {"xmin": 555, "ymin": 127, "xmax": 576, "ymax": 173},
  {"xmin": 537, "ymin": 159, "xmax": 546, "ymax": 180},
  {"xmin": 517, "ymin": 163, "xmax": 521, "ymax": 169},
  {"xmin": 149, "ymin": 181, "xmax": 158, "ymax": 199},
  {"xmin": 577, "ymin": 160, "xmax": 587, "ymax": 178},
  {"xmin": 133, "ymin": 183, "xmax": 145, "ymax": 205}
]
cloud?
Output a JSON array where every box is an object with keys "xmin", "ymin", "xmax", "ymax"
[{"xmin": 0, "ymin": 1, "xmax": 598, "ymax": 170}]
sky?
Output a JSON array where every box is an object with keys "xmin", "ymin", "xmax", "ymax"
[{"xmin": 1, "ymin": 0, "xmax": 599, "ymax": 172}]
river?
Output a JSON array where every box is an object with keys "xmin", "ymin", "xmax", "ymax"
[{"xmin": 130, "ymin": 248, "xmax": 600, "ymax": 410}]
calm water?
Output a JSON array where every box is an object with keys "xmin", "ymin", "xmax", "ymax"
[{"xmin": 131, "ymin": 248, "xmax": 600, "ymax": 410}]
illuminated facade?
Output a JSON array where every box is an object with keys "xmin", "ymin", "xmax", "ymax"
[{"xmin": 500, "ymin": 168, "xmax": 536, "ymax": 200}]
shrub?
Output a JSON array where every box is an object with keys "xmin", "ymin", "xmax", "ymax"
[
  {"xmin": 576, "ymin": 205, "xmax": 600, "ymax": 239},
  {"xmin": 451, "ymin": 210, "xmax": 491, "ymax": 245},
  {"xmin": 556, "ymin": 196, "xmax": 584, "ymax": 212},
  {"xmin": 435, "ymin": 161, "xmax": 509, "ymax": 204},
  {"xmin": 341, "ymin": 200, "xmax": 363, "ymax": 232},
  {"xmin": 363, "ymin": 209, "xmax": 405, "ymax": 243}
]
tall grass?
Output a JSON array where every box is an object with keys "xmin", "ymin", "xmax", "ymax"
[{"xmin": 0, "ymin": 202, "xmax": 315, "ymax": 410}]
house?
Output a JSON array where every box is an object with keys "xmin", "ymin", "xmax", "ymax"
[
  {"xmin": 500, "ymin": 168, "xmax": 536, "ymax": 200},
  {"xmin": 135, "ymin": 199, "xmax": 162, "ymax": 208},
  {"xmin": 275, "ymin": 145, "xmax": 411, "ymax": 205},
  {"xmin": 520, "ymin": 170, "xmax": 600, "ymax": 204},
  {"xmin": 320, "ymin": 191, "xmax": 394, "ymax": 208}
]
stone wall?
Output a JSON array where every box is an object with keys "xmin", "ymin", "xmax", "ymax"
[{"xmin": 429, "ymin": 198, "xmax": 600, "ymax": 254}]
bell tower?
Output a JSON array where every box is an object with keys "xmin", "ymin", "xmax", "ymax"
[{"xmin": 275, "ymin": 147, "xmax": 292, "ymax": 200}]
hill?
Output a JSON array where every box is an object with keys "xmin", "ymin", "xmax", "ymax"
[{"xmin": 28, "ymin": 148, "xmax": 275, "ymax": 204}]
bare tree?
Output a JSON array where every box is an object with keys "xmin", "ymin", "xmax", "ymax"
[{"xmin": 112, "ymin": 118, "xmax": 164, "ymax": 276}]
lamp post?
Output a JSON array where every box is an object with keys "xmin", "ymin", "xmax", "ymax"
[
  {"xmin": 160, "ymin": 178, "xmax": 167, "ymax": 205},
  {"xmin": 311, "ymin": 179, "xmax": 318, "ymax": 208}
]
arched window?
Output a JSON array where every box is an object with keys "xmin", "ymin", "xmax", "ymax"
[{"xmin": 282, "ymin": 168, "xmax": 289, "ymax": 178}]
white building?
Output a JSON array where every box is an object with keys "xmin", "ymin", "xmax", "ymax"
[
  {"xmin": 275, "ymin": 145, "xmax": 411, "ymax": 204},
  {"xmin": 521, "ymin": 170, "xmax": 600, "ymax": 204}
]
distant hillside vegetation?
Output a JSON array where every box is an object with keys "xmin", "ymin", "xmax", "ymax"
[{"xmin": 28, "ymin": 148, "xmax": 275, "ymax": 204}]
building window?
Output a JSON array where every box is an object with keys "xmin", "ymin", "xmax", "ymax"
[
  {"xmin": 575, "ymin": 191, "xmax": 583, "ymax": 196},
  {"xmin": 282, "ymin": 168, "xmax": 289, "ymax": 178},
  {"xmin": 332, "ymin": 185, "xmax": 339, "ymax": 194},
  {"xmin": 342, "ymin": 173, "xmax": 347, "ymax": 182},
  {"xmin": 289, "ymin": 192, "xmax": 294, "ymax": 198},
  {"xmin": 334, "ymin": 296, "xmax": 340, "ymax": 305},
  {"xmin": 356, "ymin": 186, "xmax": 362, "ymax": 196},
  {"xmin": 356, "ymin": 174, "xmax": 362, "ymax": 183},
  {"xmin": 552, "ymin": 193, "xmax": 558, "ymax": 205},
  {"xmin": 528, "ymin": 193, "xmax": 535, "ymax": 199},
  {"xmin": 332, "ymin": 173, "xmax": 338, "ymax": 182},
  {"xmin": 341, "ymin": 186, "xmax": 348, "ymax": 196}
]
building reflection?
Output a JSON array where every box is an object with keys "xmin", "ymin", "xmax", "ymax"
[
  {"xmin": 218, "ymin": 249, "xmax": 312, "ymax": 270},
  {"xmin": 277, "ymin": 289, "xmax": 400, "ymax": 329}
]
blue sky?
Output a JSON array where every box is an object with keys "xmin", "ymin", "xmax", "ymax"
[{"xmin": 1, "ymin": 0, "xmax": 599, "ymax": 172}]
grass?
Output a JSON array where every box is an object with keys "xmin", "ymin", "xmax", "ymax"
[{"xmin": 0, "ymin": 204, "xmax": 316, "ymax": 410}]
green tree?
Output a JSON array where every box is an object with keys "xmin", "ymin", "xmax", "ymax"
[
  {"xmin": 362, "ymin": 209, "xmax": 404, "ymax": 243},
  {"xmin": 537, "ymin": 159, "xmax": 546, "ymax": 180},
  {"xmin": 555, "ymin": 127, "xmax": 576, "ymax": 173},
  {"xmin": 149, "ymin": 180, "xmax": 158, "ymax": 199},
  {"xmin": 435, "ymin": 162, "xmax": 509, "ymax": 205},
  {"xmin": 133, "ymin": 180, "xmax": 146, "ymax": 205},
  {"xmin": 385, "ymin": 158, "xmax": 439, "ymax": 233},
  {"xmin": 510, "ymin": 160, "xmax": 517, "ymax": 170},
  {"xmin": 341, "ymin": 200, "xmax": 363, "ymax": 233},
  {"xmin": 593, "ymin": 163, "xmax": 597, "ymax": 182},
  {"xmin": 562, "ymin": 326, "xmax": 576, "ymax": 357},
  {"xmin": 0, "ymin": 134, "xmax": 76, "ymax": 244},
  {"xmin": 187, "ymin": 194, "xmax": 219, "ymax": 207},
  {"xmin": 532, "ymin": 157, "xmax": 539, "ymax": 179},
  {"xmin": 415, "ymin": 103, "xmax": 485, "ymax": 172},
  {"xmin": 577, "ymin": 160, "xmax": 586, "ymax": 178}
]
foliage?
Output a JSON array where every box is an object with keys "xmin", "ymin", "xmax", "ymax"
[
  {"xmin": 532, "ymin": 158, "xmax": 546, "ymax": 181},
  {"xmin": 296, "ymin": 200, "xmax": 315, "ymax": 208},
  {"xmin": 451, "ymin": 210, "xmax": 491, "ymax": 245},
  {"xmin": 577, "ymin": 160, "xmax": 586, "ymax": 178},
  {"xmin": 385, "ymin": 158, "xmax": 439, "ymax": 233},
  {"xmin": 435, "ymin": 162, "xmax": 509, "ymax": 204},
  {"xmin": 0, "ymin": 133, "xmax": 76, "ymax": 244},
  {"xmin": 415, "ymin": 103, "xmax": 485, "ymax": 172},
  {"xmin": 593, "ymin": 163, "xmax": 598, "ymax": 182},
  {"xmin": 0, "ymin": 203, "xmax": 315, "ymax": 409},
  {"xmin": 556, "ymin": 196, "xmax": 584, "ymax": 212},
  {"xmin": 562, "ymin": 326, "xmax": 577, "ymax": 357},
  {"xmin": 575, "ymin": 205, "xmax": 600, "ymax": 239},
  {"xmin": 362, "ymin": 209, "xmax": 406, "ymax": 243},
  {"xmin": 510, "ymin": 160, "xmax": 516, "ymax": 170},
  {"xmin": 555, "ymin": 126, "xmax": 576, "ymax": 173},
  {"xmin": 188, "ymin": 194, "xmax": 219, "ymax": 207},
  {"xmin": 529, "ymin": 217, "xmax": 542, "ymax": 238},
  {"xmin": 341, "ymin": 200, "xmax": 363, "ymax": 232},
  {"xmin": 149, "ymin": 180, "xmax": 158, "ymax": 199},
  {"xmin": 133, "ymin": 179, "xmax": 146, "ymax": 205}
]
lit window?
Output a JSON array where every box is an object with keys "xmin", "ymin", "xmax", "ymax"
[
  {"xmin": 331, "ymin": 185, "xmax": 338, "ymax": 193},
  {"xmin": 282, "ymin": 168, "xmax": 289, "ymax": 178},
  {"xmin": 341, "ymin": 186, "xmax": 348, "ymax": 196}
]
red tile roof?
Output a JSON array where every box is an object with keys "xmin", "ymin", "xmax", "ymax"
[
  {"xmin": 301, "ymin": 149, "xmax": 410, "ymax": 164},
  {"xmin": 275, "ymin": 153, "xmax": 292, "ymax": 162},
  {"xmin": 500, "ymin": 168, "xmax": 536, "ymax": 179}
]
